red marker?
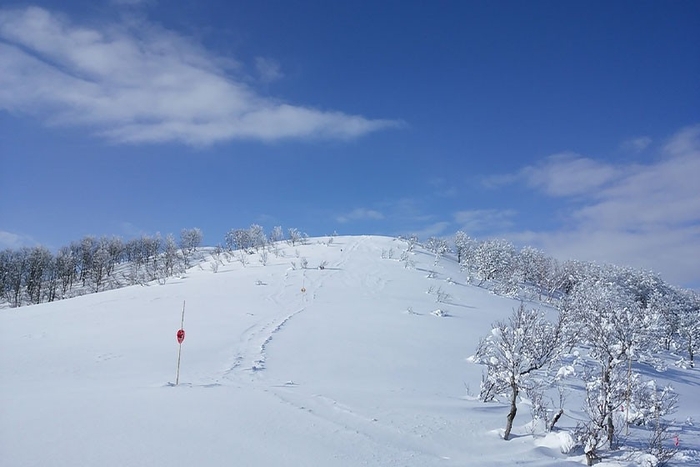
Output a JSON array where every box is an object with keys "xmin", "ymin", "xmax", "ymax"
[{"xmin": 175, "ymin": 301, "xmax": 186, "ymax": 385}]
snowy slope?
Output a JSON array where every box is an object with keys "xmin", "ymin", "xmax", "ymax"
[{"xmin": 1, "ymin": 236, "xmax": 698, "ymax": 466}]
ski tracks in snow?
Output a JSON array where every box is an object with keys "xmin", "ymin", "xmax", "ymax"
[
  {"xmin": 265, "ymin": 388, "xmax": 461, "ymax": 465},
  {"xmin": 218, "ymin": 237, "xmax": 361, "ymax": 385}
]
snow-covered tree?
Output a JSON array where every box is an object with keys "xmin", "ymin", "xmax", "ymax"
[
  {"xmin": 91, "ymin": 243, "xmax": 111, "ymax": 292},
  {"xmin": 673, "ymin": 288, "xmax": 700, "ymax": 368},
  {"xmin": 54, "ymin": 246, "xmax": 77, "ymax": 298},
  {"xmin": 426, "ymin": 237, "xmax": 449, "ymax": 256},
  {"xmin": 162, "ymin": 234, "xmax": 181, "ymax": 277},
  {"xmin": 287, "ymin": 228, "xmax": 302, "ymax": 246},
  {"xmin": 122, "ymin": 235, "xmax": 161, "ymax": 284},
  {"xmin": 25, "ymin": 246, "xmax": 52, "ymax": 304},
  {"xmin": 75, "ymin": 236, "xmax": 97, "ymax": 286},
  {"xmin": 180, "ymin": 228, "xmax": 202, "ymax": 267},
  {"xmin": 563, "ymin": 276, "xmax": 657, "ymax": 451},
  {"xmin": 472, "ymin": 238, "xmax": 518, "ymax": 289},
  {"xmin": 268, "ymin": 225, "xmax": 284, "ymax": 244},
  {"xmin": 633, "ymin": 380, "xmax": 679, "ymax": 464},
  {"xmin": 404, "ymin": 234, "xmax": 419, "ymax": 252},
  {"xmin": 2, "ymin": 248, "xmax": 29, "ymax": 307},
  {"xmin": 517, "ymin": 246, "xmax": 556, "ymax": 299},
  {"xmin": 472, "ymin": 303, "xmax": 562, "ymax": 440},
  {"xmin": 248, "ymin": 224, "xmax": 266, "ymax": 251},
  {"xmin": 454, "ymin": 231, "xmax": 475, "ymax": 265},
  {"xmin": 103, "ymin": 236, "xmax": 124, "ymax": 277},
  {"xmin": 225, "ymin": 228, "xmax": 250, "ymax": 252}
]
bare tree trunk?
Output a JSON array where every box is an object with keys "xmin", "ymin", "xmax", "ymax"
[
  {"xmin": 603, "ymin": 359, "xmax": 615, "ymax": 448},
  {"xmin": 504, "ymin": 380, "xmax": 518, "ymax": 440},
  {"xmin": 585, "ymin": 451, "xmax": 595, "ymax": 466},
  {"xmin": 689, "ymin": 340, "xmax": 695, "ymax": 368},
  {"xmin": 606, "ymin": 408, "xmax": 615, "ymax": 448},
  {"xmin": 549, "ymin": 409, "xmax": 564, "ymax": 431}
]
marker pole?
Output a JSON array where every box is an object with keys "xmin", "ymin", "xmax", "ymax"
[{"xmin": 175, "ymin": 300, "xmax": 186, "ymax": 385}]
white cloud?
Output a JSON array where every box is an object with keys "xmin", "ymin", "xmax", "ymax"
[
  {"xmin": 519, "ymin": 152, "xmax": 619, "ymax": 197},
  {"xmin": 0, "ymin": 7, "xmax": 402, "ymax": 146},
  {"xmin": 498, "ymin": 124, "xmax": 700, "ymax": 287},
  {"xmin": 336, "ymin": 208, "xmax": 385, "ymax": 224},
  {"xmin": 482, "ymin": 152, "xmax": 620, "ymax": 197},
  {"xmin": 454, "ymin": 209, "xmax": 516, "ymax": 234}
]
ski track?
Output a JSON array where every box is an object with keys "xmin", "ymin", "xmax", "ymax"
[
  {"xmin": 264, "ymin": 387, "xmax": 448, "ymax": 464},
  {"xmin": 217, "ymin": 236, "xmax": 362, "ymax": 385}
]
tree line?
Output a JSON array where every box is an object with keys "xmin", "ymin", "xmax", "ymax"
[
  {"xmin": 0, "ymin": 228, "xmax": 204, "ymax": 307},
  {"xmin": 0, "ymin": 225, "xmax": 312, "ymax": 308}
]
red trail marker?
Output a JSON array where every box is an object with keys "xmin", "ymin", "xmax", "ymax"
[{"xmin": 175, "ymin": 301, "xmax": 186, "ymax": 385}]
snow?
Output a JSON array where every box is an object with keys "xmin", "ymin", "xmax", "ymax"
[{"xmin": 1, "ymin": 235, "xmax": 699, "ymax": 466}]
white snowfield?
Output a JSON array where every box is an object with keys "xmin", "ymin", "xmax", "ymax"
[{"xmin": 1, "ymin": 236, "xmax": 698, "ymax": 466}]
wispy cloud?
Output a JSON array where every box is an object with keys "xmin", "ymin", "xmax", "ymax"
[
  {"xmin": 0, "ymin": 230, "xmax": 34, "ymax": 249},
  {"xmin": 518, "ymin": 152, "xmax": 619, "ymax": 197},
  {"xmin": 620, "ymin": 136, "xmax": 652, "ymax": 153},
  {"xmin": 427, "ymin": 177, "xmax": 457, "ymax": 197},
  {"xmin": 493, "ymin": 124, "xmax": 700, "ymax": 286},
  {"xmin": 255, "ymin": 57, "xmax": 284, "ymax": 84},
  {"xmin": 336, "ymin": 208, "xmax": 385, "ymax": 224},
  {"xmin": 408, "ymin": 221, "xmax": 451, "ymax": 239},
  {"xmin": 453, "ymin": 209, "xmax": 516, "ymax": 235},
  {"xmin": 0, "ymin": 7, "xmax": 402, "ymax": 146},
  {"xmin": 110, "ymin": 0, "xmax": 152, "ymax": 5}
]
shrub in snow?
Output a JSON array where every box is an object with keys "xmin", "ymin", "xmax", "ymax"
[
  {"xmin": 435, "ymin": 287, "xmax": 451, "ymax": 303},
  {"xmin": 399, "ymin": 250, "xmax": 414, "ymax": 269},
  {"xmin": 431, "ymin": 309, "xmax": 448, "ymax": 317},
  {"xmin": 236, "ymin": 250, "xmax": 249, "ymax": 267}
]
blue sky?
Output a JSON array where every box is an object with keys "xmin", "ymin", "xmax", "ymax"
[{"xmin": 1, "ymin": 0, "xmax": 699, "ymax": 287}]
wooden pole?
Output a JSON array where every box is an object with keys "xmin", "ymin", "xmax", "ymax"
[{"xmin": 175, "ymin": 300, "xmax": 186, "ymax": 385}]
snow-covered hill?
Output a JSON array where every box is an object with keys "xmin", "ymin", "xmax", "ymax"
[{"xmin": 1, "ymin": 236, "xmax": 698, "ymax": 466}]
